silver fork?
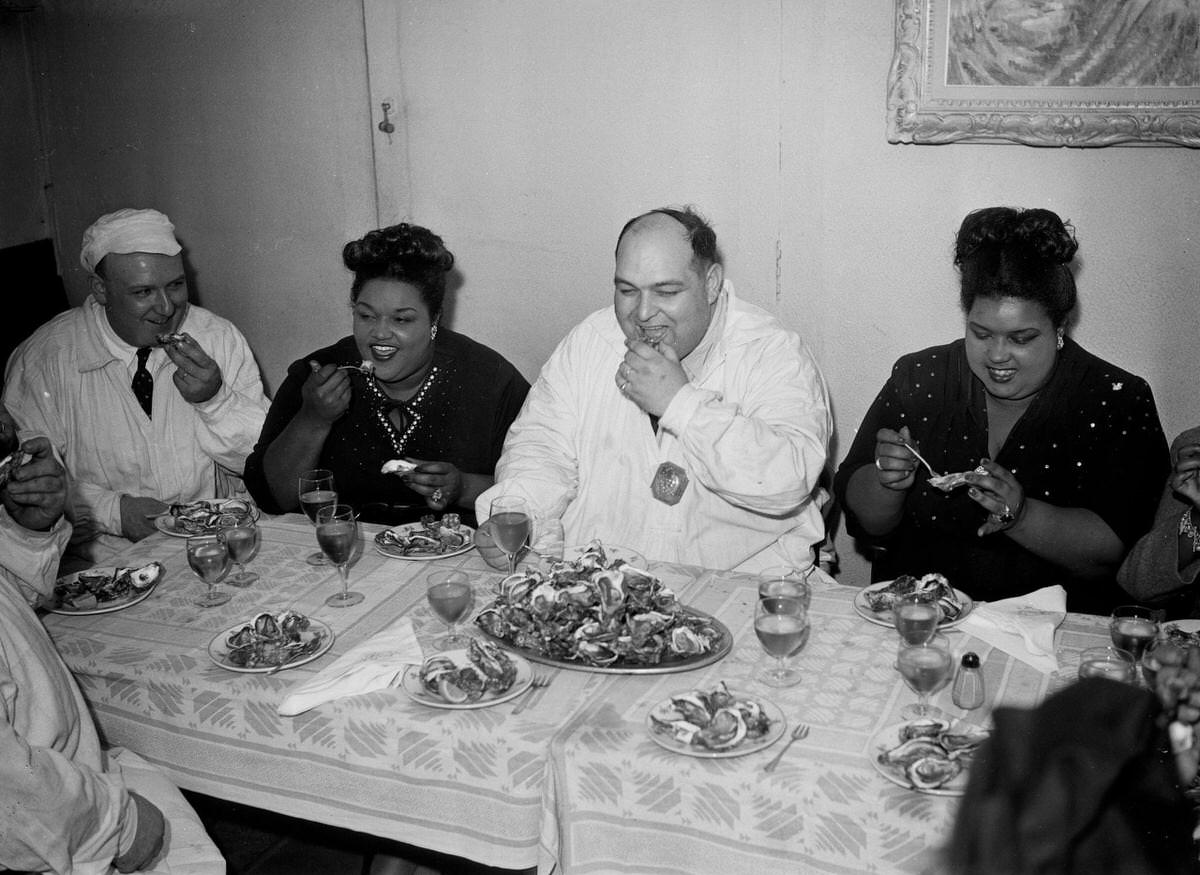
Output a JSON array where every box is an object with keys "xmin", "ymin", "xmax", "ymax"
[
  {"xmin": 900, "ymin": 441, "xmax": 941, "ymax": 479},
  {"xmin": 763, "ymin": 723, "xmax": 810, "ymax": 772},
  {"xmin": 511, "ymin": 671, "xmax": 552, "ymax": 715}
]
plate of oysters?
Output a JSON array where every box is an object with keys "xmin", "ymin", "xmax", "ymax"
[
  {"xmin": 646, "ymin": 682, "xmax": 786, "ymax": 759},
  {"xmin": 208, "ymin": 610, "xmax": 333, "ymax": 673},
  {"xmin": 853, "ymin": 573, "xmax": 973, "ymax": 631},
  {"xmin": 49, "ymin": 562, "xmax": 165, "ymax": 615},
  {"xmin": 154, "ymin": 498, "xmax": 259, "ymax": 537},
  {"xmin": 871, "ymin": 718, "xmax": 989, "ymax": 796},
  {"xmin": 401, "ymin": 640, "xmax": 532, "ymax": 709}
]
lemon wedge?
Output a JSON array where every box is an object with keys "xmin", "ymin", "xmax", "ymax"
[{"xmin": 437, "ymin": 676, "xmax": 469, "ymax": 704}]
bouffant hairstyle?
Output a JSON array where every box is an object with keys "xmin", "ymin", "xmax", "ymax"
[
  {"xmin": 342, "ymin": 223, "xmax": 455, "ymax": 318},
  {"xmin": 615, "ymin": 206, "xmax": 724, "ymax": 271},
  {"xmin": 954, "ymin": 207, "xmax": 1079, "ymax": 328}
]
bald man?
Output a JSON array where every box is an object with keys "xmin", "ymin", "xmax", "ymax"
[
  {"xmin": 477, "ymin": 206, "xmax": 832, "ymax": 572},
  {"xmin": 3, "ymin": 208, "xmax": 269, "ymax": 569}
]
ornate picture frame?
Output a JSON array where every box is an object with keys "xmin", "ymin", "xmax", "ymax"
[{"xmin": 887, "ymin": 0, "xmax": 1200, "ymax": 147}]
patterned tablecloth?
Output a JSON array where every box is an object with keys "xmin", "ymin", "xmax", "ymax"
[{"xmin": 40, "ymin": 515, "xmax": 1111, "ymax": 873}]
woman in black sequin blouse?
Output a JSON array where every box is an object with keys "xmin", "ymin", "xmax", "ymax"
[
  {"xmin": 244, "ymin": 223, "xmax": 529, "ymax": 527},
  {"xmin": 834, "ymin": 207, "xmax": 1168, "ymax": 613}
]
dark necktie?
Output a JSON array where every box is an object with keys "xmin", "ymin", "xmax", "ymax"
[{"xmin": 132, "ymin": 347, "xmax": 153, "ymax": 418}]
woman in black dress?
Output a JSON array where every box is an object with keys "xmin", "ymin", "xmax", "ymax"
[
  {"xmin": 834, "ymin": 207, "xmax": 1167, "ymax": 613},
  {"xmin": 244, "ymin": 223, "xmax": 529, "ymax": 526}
]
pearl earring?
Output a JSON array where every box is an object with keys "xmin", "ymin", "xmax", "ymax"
[
  {"xmin": 431, "ymin": 324, "xmax": 439, "ymax": 341},
  {"xmin": 1056, "ymin": 332, "xmax": 1064, "ymax": 350}
]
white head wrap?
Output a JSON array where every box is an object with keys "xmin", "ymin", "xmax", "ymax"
[{"xmin": 80, "ymin": 208, "xmax": 182, "ymax": 275}]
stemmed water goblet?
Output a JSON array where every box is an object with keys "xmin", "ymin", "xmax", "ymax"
[
  {"xmin": 187, "ymin": 533, "xmax": 232, "ymax": 608},
  {"xmin": 316, "ymin": 503, "xmax": 363, "ymax": 607},
  {"xmin": 489, "ymin": 496, "xmax": 532, "ymax": 576},
  {"xmin": 298, "ymin": 469, "xmax": 337, "ymax": 566},
  {"xmin": 757, "ymin": 565, "xmax": 813, "ymax": 610},
  {"xmin": 892, "ymin": 591, "xmax": 941, "ymax": 646},
  {"xmin": 1109, "ymin": 605, "xmax": 1159, "ymax": 685},
  {"xmin": 896, "ymin": 632, "xmax": 952, "ymax": 719},
  {"xmin": 754, "ymin": 592, "xmax": 810, "ymax": 688},
  {"xmin": 426, "ymin": 570, "xmax": 475, "ymax": 651},
  {"xmin": 219, "ymin": 520, "xmax": 261, "ymax": 587}
]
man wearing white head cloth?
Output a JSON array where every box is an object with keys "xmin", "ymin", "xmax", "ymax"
[{"xmin": 3, "ymin": 207, "xmax": 269, "ymax": 570}]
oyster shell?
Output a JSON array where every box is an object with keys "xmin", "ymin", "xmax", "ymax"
[
  {"xmin": 380, "ymin": 458, "xmax": 417, "ymax": 476},
  {"xmin": 906, "ymin": 755, "xmax": 962, "ymax": 789},
  {"xmin": 877, "ymin": 737, "xmax": 947, "ymax": 767}
]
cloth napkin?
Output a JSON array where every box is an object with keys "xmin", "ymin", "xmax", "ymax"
[
  {"xmin": 958, "ymin": 585, "xmax": 1067, "ymax": 674},
  {"xmin": 277, "ymin": 617, "xmax": 424, "ymax": 716}
]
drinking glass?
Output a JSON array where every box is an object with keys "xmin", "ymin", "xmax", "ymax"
[
  {"xmin": 187, "ymin": 533, "xmax": 232, "ymax": 608},
  {"xmin": 426, "ymin": 570, "xmax": 475, "ymax": 650},
  {"xmin": 892, "ymin": 591, "xmax": 941, "ymax": 646},
  {"xmin": 757, "ymin": 565, "xmax": 813, "ymax": 611},
  {"xmin": 219, "ymin": 520, "xmax": 260, "ymax": 587},
  {"xmin": 316, "ymin": 503, "xmax": 363, "ymax": 607},
  {"xmin": 1078, "ymin": 646, "xmax": 1136, "ymax": 682},
  {"xmin": 754, "ymin": 594, "xmax": 810, "ymax": 688},
  {"xmin": 298, "ymin": 469, "xmax": 337, "ymax": 566},
  {"xmin": 489, "ymin": 496, "xmax": 532, "ymax": 575},
  {"xmin": 896, "ymin": 633, "xmax": 952, "ymax": 719},
  {"xmin": 1109, "ymin": 605, "xmax": 1159, "ymax": 666}
]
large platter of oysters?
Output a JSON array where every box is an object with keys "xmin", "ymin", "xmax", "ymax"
[
  {"xmin": 854, "ymin": 573, "xmax": 973, "ymax": 630},
  {"xmin": 646, "ymin": 682, "xmax": 785, "ymax": 758},
  {"xmin": 871, "ymin": 718, "xmax": 989, "ymax": 796},
  {"xmin": 475, "ymin": 540, "xmax": 731, "ymax": 674},
  {"xmin": 50, "ymin": 562, "xmax": 165, "ymax": 615}
]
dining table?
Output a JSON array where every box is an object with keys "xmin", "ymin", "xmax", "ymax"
[{"xmin": 40, "ymin": 513, "xmax": 1116, "ymax": 874}]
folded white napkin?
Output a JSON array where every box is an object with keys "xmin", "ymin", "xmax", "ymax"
[
  {"xmin": 277, "ymin": 617, "xmax": 424, "ymax": 716},
  {"xmin": 958, "ymin": 585, "xmax": 1067, "ymax": 674}
]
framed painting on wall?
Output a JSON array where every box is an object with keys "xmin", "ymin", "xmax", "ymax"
[{"xmin": 887, "ymin": 0, "xmax": 1200, "ymax": 147}]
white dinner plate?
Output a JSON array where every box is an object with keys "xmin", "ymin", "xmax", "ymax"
[
  {"xmin": 154, "ymin": 498, "xmax": 259, "ymax": 538},
  {"xmin": 853, "ymin": 579, "xmax": 974, "ymax": 631},
  {"xmin": 374, "ymin": 522, "xmax": 476, "ymax": 561},
  {"xmin": 208, "ymin": 618, "xmax": 334, "ymax": 673},
  {"xmin": 399, "ymin": 648, "xmax": 533, "ymax": 709},
  {"xmin": 645, "ymin": 689, "xmax": 786, "ymax": 759},
  {"xmin": 870, "ymin": 720, "xmax": 989, "ymax": 797},
  {"xmin": 49, "ymin": 565, "xmax": 164, "ymax": 616}
]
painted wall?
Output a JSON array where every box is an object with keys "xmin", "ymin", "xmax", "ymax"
[
  {"xmin": 31, "ymin": 0, "xmax": 1200, "ymax": 578},
  {"xmin": 37, "ymin": 0, "xmax": 377, "ymax": 389},
  {"xmin": 1, "ymin": 9, "xmax": 51, "ymax": 247}
]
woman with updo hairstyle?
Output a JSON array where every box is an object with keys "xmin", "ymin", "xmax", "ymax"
[
  {"xmin": 834, "ymin": 207, "xmax": 1168, "ymax": 613},
  {"xmin": 244, "ymin": 223, "xmax": 530, "ymax": 526}
]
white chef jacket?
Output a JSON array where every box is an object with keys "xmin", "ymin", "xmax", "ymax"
[
  {"xmin": 3, "ymin": 295, "xmax": 269, "ymax": 566},
  {"xmin": 477, "ymin": 283, "xmax": 832, "ymax": 572}
]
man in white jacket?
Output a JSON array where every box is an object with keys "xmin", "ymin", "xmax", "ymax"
[
  {"xmin": 0, "ymin": 411, "xmax": 223, "ymax": 873},
  {"xmin": 477, "ymin": 207, "xmax": 831, "ymax": 572}
]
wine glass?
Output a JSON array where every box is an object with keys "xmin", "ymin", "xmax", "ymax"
[
  {"xmin": 757, "ymin": 565, "xmax": 813, "ymax": 611},
  {"xmin": 298, "ymin": 469, "xmax": 337, "ymax": 566},
  {"xmin": 1110, "ymin": 605, "xmax": 1159, "ymax": 673},
  {"xmin": 489, "ymin": 496, "xmax": 532, "ymax": 575},
  {"xmin": 316, "ymin": 503, "xmax": 363, "ymax": 607},
  {"xmin": 220, "ymin": 520, "xmax": 260, "ymax": 587},
  {"xmin": 426, "ymin": 569, "xmax": 475, "ymax": 650},
  {"xmin": 896, "ymin": 633, "xmax": 952, "ymax": 719},
  {"xmin": 892, "ymin": 591, "xmax": 941, "ymax": 646},
  {"xmin": 754, "ymin": 593, "xmax": 810, "ymax": 687},
  {"xmin": 1078, "ymin": 646, "xmax": 1136, "ymax": 682},
  {"xmin": 187, "ymin": 533, "xmax": 232, "ymax": 608}
]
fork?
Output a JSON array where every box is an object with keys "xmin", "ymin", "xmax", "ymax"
[
  {"xmin": 900, "ymin": 441, "xmax": 942, "ymax": 479},
  {"xmin": 511, "ymin": 671, "xmax": 552, "ymax": 715},
  {"xmin": 763, "ymin": 723, "xmax": 810, "ymax": 772}
]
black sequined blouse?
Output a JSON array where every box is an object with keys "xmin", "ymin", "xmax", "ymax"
[
  {"xmin": 244, "ymin": 330, "xmax": 529, "ymax": 527},
  {"xmin": 833, "ymin": 338, "xmax": 1168, "ymax": 614}
]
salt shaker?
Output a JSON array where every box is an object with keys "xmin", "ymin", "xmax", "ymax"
[{"xmin": 952, "ymin": 651, "xmax": 985, "ymax": 711}]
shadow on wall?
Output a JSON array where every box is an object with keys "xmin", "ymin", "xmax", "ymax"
[{"xmin": 0, "ymin": 239, "xmax": 69, "ymax": 373}]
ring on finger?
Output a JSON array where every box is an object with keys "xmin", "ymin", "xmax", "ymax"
[
  {"xmin": 874, "ymin": 457, "xmax": 884, "ymax": 471},
  {"xmin": 997, "ymin": 504, "xmax": 1015, "ymax": 525},
  {"xmin": 431, "ymin": 487, "xmax": 444, "ymax": 504}
]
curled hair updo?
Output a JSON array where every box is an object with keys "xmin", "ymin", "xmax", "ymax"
[
  {"xmin": 342, "ymin": 223, "xmax": 455, "ymax": 318},
  {"xmin": 954, "ymin": 207, "xmax": 1078, "ymax": 328}
]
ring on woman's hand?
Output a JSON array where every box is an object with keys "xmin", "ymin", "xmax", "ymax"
[
  {"xmin": 431, "ymin": 487, "xmax": 444, "ymax": 504},
  {"xmin": 997, "ymin": 505, "xmax": 1015, "ymax": 525}
]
